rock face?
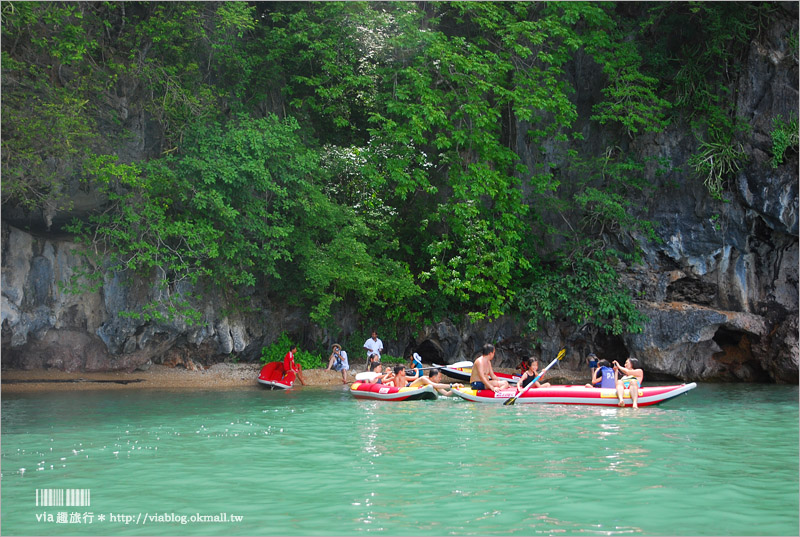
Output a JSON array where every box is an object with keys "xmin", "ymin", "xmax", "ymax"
[
  {"xmin": 1, "ymin": 12, "xmax": 797, "ymax": 382},
  {"xmin": 614, "ymin": 12, "xmax": 799, "ymax": 383},
  {"xmin": 0, "ymin": 224, "xmax": 293, "ymax": 372}
]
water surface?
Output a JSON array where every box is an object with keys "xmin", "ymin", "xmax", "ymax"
[{"xmin": 1, "ymin": 383, "xmax": 798, "ymax": 536}]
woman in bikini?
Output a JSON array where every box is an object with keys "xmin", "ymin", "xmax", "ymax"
[{"xmin": 613, "ymin": 358, "xmax": 643, "ymax": 408}]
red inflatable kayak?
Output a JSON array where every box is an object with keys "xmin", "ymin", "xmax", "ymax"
[
  {"xmin": 257, "ymin": 361, "xmax": 300, "ymax": 389},
  {"xmin": 349, "ymin": 382, "xmax": 438, "ymax": 401},
  {"xmin": 451, "ymin": 383, "xmax": 697, "ymax": 407}
]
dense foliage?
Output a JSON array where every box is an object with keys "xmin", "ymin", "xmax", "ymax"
[{"xmin": 2, "ymin": 1, "xmax": 787, "ymax": 341}]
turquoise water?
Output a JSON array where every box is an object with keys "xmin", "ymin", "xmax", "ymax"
[{"xmin": 1, "ymin": 383, "xmax": 797, "ymax": 536}]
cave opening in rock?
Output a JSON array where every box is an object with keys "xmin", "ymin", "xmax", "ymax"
[
  {"xmin": 711, "ymin": 327, "xmax": 769, "ymax": 381},
  {"xmin": 410, "ymin": 339, "xmax": 444, "ymax": 365},
  {"xmin": 593, "ymin": 333, "xmax": 628, "ymax": 362}
]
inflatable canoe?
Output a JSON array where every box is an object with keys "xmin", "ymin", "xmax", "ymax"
[
  {"xmin": 257, "ymin": 361, "xmax": 299, "ymax": 389},
  {"xmin": 435, "ymin": 363, "xmax": 521, "ymax": 386},
  {"xmin": 349, "ymin": 382, "xmax": 438, "ymax": 401},
  {"xmin": 451, "ymin": 383, "xmax": 697, "ymax": 407}
]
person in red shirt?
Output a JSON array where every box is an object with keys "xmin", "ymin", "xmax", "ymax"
[{"xmin": 283, "ymin": 345, "xmax": 306, "ymax": 386}]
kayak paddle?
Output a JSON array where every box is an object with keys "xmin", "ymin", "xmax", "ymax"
[
  {"xmin": 354, "ymin": 371, "xmax": 380, "ymax": 382},
  {"xmin": 503, "ymin": 348, "xmax": 565, "ymax": 406},
  {"xmin": 433, "ymin": 361, "xmax": 474, "ymax": 369}
]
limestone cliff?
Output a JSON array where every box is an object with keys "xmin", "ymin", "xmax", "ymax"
[{"xmin": 2, "ymin": 8, "xmax": 797, "ymax": 382}]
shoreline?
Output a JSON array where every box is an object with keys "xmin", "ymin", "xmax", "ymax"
[{"xmin": 0, "ymin": 363, "xmax": 588, "ymax": 394}]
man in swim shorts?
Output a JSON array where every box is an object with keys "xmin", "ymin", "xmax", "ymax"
[{"xmin": 469, "ymin": 343, "xmax": 510, "ymax": 392}]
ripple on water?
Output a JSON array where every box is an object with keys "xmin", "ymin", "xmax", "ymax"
[{"xmin": 1, "ymin": 384, "xmax": 797, "ymax": 536}]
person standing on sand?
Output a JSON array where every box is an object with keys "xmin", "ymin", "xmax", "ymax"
[
  {"xmin": 363, "ymin": 330, "xmax": 384, "ymax": 365},
  {"xmin": 469, "ymin": 343, "xmax": 510, "ymax": 392},
  {"xmin": 283, "ymin": 344, "xmax": 306, "ymax": 386}
]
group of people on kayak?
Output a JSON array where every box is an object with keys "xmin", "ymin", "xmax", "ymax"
[
  {"xmin": 469, "ymin": 343, "xmax": 644, "ymax": 408},
  {"xmin": 360, "ymin": 362, "xmax": 463, "ymax": 396},
  {"xmin": 296, "ymin": 331, "xmax": 644, "ymax": 407}
]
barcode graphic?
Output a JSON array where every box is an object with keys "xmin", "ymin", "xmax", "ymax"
[{"xmin": 35, "ymin": 489, "xmax": 91, "ymax": 507}]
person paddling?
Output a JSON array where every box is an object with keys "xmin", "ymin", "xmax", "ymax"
[{"xmin": 516, "ymin": 357, "xmax": 551, "ymax": 390}]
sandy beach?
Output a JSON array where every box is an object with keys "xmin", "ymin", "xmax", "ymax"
[{"xmin": 1, "ymin": 363, "xmax": 587, "ymax": 394}]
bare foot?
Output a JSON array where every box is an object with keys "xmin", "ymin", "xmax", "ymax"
[{"xmin": 618, "ymin": 400, "xmax": 625, "ymax": 407}]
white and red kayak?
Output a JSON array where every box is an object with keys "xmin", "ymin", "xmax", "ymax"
[
  {"xmin": 257, "ymin": 361, "xmax": 299, "ymax": 389},
  {"xmin": 435, "ymin": 362, "xmax": 522, "ymax": 386},
  {"xmin": 451, "ymin": 383, "xmax": 697, "ymax": 407},
  {"xmin": 349, "ymin": 382, "xmax": 438, "ymax": 401}
]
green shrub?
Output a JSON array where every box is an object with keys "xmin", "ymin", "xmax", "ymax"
[
  {"xmin": 770, "ymin": 115, "xmax": 799, "ymax": 169},
  {"xmin": 689, "ymin": 139, "xmax": 747, "ymax": 200},
  {"xmin": 259, "ymin": 332, "xmax": 325, "ymax": 369}
]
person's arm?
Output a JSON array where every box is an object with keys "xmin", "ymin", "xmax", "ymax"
[
  {"xmin": 515, "ymin": 372, "xmax": 529, "ymax": 391},
  {"xmin": 433, "ymin": 382, "xmax": 462, "ymax": 396},
  {"xmin": 586, "ymin": 369, "xmax": 601, "ymax": 388},
  {"xmin": 623, "ymin": 366, "xmax": 644, "ymax": 383},
  {"xmin": 405, "ymin": 365, "xmax": 420, "ymax": 380}
]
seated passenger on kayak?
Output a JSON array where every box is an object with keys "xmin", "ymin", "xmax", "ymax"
[
  {"xmin": 405, "ymin": 352, "xmax": 424, "ymax": 381},
  {"xmin": 367, "ymin": 353, "xmax": 381, "ymax": 372},
  {"xmin": 469, "ymin": 343, "xmax": 511, "ymax": 392},
  {"xmin": 384, "ymin": 365, "xmax": 409, "ymax": 388},
  {"xmin": 585, "ymin": 359, "xmax": 616, "ymax": 389},
  {"xmin": 613, "ymin": 358, "xmax": 644, "ymax": 408},
  {"xmin": 408, "ymin": 368, "xmax": 463, "ymax": 396},
  {"xmin": 360, "ymin": 362, "xmax": 391, "ymax": 385},
  {"xmin": 517, "ymin": 357, "xmax": 551, "ymax": 389}
]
